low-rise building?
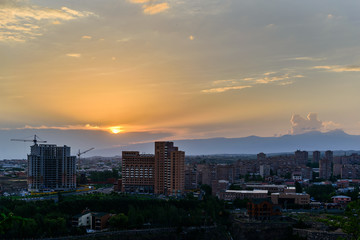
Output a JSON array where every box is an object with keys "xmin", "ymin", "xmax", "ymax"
[
  {"xmin": 244, "ymin": 184, "xmax": 288, "ymax": 194},
  {"xmin": 72, "ymin": 212, "xmax": 111, "ymax": 230},
  {"xmin": 331, "ymin": 195, "xmax": 351, "ymax": 204},
  {"xmin": 247, "ymin": 199, "xmax": 282, "ymax": 220},
  {"xmin": 219, "ymin": 190, "xmax": 268, "ymax": 201},
  {"xmin": 72, "ymin": 212, "xmax": 92, "ymax": 227},
  {"xmin": 92, "ymin": 212, "xmax": 111, "ymax": 230},
  {"xmin": 271, "ymin": 193, "xmax": 310, "ymax": 206}
]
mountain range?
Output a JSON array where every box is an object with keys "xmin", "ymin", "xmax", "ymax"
[{"xmin": 91, "ymin": 130, "xmax": 360, "ymax": 156}]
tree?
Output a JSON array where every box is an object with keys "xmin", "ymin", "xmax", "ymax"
[
  {"xmin": 200, "ymin": 184, "xmax": 212, "ymax": 196},
  {"xmin": 295, "ymin": 181, "xmax": 303, "ymax": 193},
  {"xmin": 305, "ymin": 184, "xmax": 335, "ymax": 202},
  {"xmin": 109, "ymin": 213, "xmax": 128, "ymax": 229},
  {"xmin": 320, "ymin": 200, "xmax": 360, "ymax": 240}
]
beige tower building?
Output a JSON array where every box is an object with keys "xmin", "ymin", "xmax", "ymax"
[{"xmin": 155, "ymin": 142, "xmax": 185, "ymax": 195}]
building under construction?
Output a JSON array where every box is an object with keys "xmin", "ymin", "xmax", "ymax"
[{"xmin": 28, "ymin": 144, "xmax": 76, "ymax": 192}]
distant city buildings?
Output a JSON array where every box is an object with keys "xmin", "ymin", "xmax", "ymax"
[
  {"xmin": 295, "ymin": 150, "xmax": 308, "ymax": 165},
  {"xmin": 28, "ymin": 144, "xmax": 76, "ymax": 192},
  {"xmin": 260, "ymin": 165, "xmax": 271, "ymax": 178},
  {"xmin": 325, "ymin": 150, "xmax": 334, "ymax": 162},
  {"xmin": 312, "ymin": 151, "xmax": 321, "ymax": 164}
]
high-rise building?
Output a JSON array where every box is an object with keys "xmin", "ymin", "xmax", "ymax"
[
  {"xmin": 295, "ymin": 150, "xmax": 308, "ymax": 165},
  {"xmin": 319, "ymin": 158, "xmax": 332, "ymax": 180},
  {"xmin": 155, "ymin": 142, "xmax": 185, "ymax": 195},
  {"xmin": 27, "ymin": 144, "xmax": 76, "ymax": 192},
  {"xmin": 121, "ymin": 141, "xmax": 185, "ymax": 196},
  {"xmin": 257, "ymin": 152, "xmax": 267, "ymax": 161},
  {"xmin": 259, "ymin": 165, "xmax": 271, "ymax": 178},
  {"xmin": 184, "ymin": 164, "xmax": 197, "ymax": 190},
  {"xmin": 121, "ymin": 151, "xmax": 155, "ymax": 193},
  {"xmin": 312, "ymin": 151, "xmax": 321, "ymax": 164},
  {"xmin": 325, "ymin": 150, "xmax": 334, "ymax": 162}
]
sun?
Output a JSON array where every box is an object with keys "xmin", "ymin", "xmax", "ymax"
[{"xmin": 109, "ymin": 126, "xmax": 123, "ymax": 134}]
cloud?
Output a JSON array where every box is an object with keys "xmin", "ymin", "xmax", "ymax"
[
  {"xmin": 0, "ymin": 0, "xmax": 94, "ymax": 42},
  {"xmin": 313, "ymin": 65, "xmax": 360, "ymax": 72},
  {"xmin": 322, "ymin": 121, "xmax": 341, "ymax": 132},
  {"xmin": 202, "ymin": 85, "xmax": 252, "ymax": 93},
  {"xmin": 290, "ymin": 113, "xmax": 341, "ymax": 134},
  {"xmin": 290, "ymin": 57, "xmax": 326, "ymax": 61},
  {"xmin": 212, "ymin": 79, "xmax": 238, "ymax": 85},
  {"xmin": 129, "ymin": 0, "xmax": 153, "ymax": 3},
  {"xmin": 246, "ymin": 72, "xmax": 303, "ymax": 85},
  {"xmin": 266, "ymin": 23, "xmax": 276, "ymax": 29},
  {"xmin": 66, "ymin": 53, "xmax": 81, "ymax": 58},
  {"xmin": 128, "ymin": 0, "xmax": 169, "ymax": 15},
  {"xmin": 203, "ymin": 71, "xmax": 303, "ymax": 93},
  {"xmin": 82, "ymin": 35, "xmax": 92, "ymax": 39},
  {"xmin": 264, "ymin": 72, "xmax": 276, "ymax": 76},
  {"xmin": 2, "ymin": 124, "xmax": 121, "ymax": 134},
  {"xmin": 143, "ymin": 3, "xmax": 169, "ymax": 14},
  {"xmin": 278, "ymin": 81, "xmax": 293, "ymax": 86}
]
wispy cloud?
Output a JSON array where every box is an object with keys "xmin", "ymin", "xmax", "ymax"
[
  {"xmin": 202, "ymin": 85, "xmax": 252, "ymax": 93},
  {"xmin": 2, "ymin": 124, "xmax": 123, "ymax": 134},
  {"xmin": 313, "ymin": 65, "xmax": 360, "ymax": 72},
  {"xmin": 128, "ymin": 0, "xmax": 169, "ymax": 15},
  {"xmin": 202, "ymin": 71, "xmax": 303, "ymax": 94},
  {"xmin": 244, "ymin": 72, "xmax": 303, "ymax": 85},
  {"xmin": 143, "ymin": 3, "xmax": 169, "ymax": 14},
  {"xmin": 290, "ymin": 57, "xmax": 327, "ymax": 61},
  {"xmin": 81, "ymin": 35, "xmax": 92, "ymax": 39},
  {"xmin": 66, "ymin": 53, "xmax": 81, "ymax": 58},
  {"xmin": 0, "ymin": 1, "xmax": 94, "ymax": 42}
]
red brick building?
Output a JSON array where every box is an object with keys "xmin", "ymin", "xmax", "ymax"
[
  {"xmin": 122, "ymin": 151, "xmax": 155, "ymax": 193},
  {"xmin": 247, "ymin": 199, "xmax": 282, "ymax": 220}
]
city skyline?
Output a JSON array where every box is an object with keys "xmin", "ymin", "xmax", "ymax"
[{"xmin": 2, "ymin": 0, "xmax": 360, "ymax": 157}]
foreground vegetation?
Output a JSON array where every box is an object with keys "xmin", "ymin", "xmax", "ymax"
[{"xmin": 0, "ymin": 192, "xmax": 230, "ymax": 239}]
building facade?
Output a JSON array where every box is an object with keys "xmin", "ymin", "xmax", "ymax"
[
  {"xmin": 121, "ymin": 151, "xmax": 155, "ymax": 193},
  {"xmin": 27, "ymin": 144, "xmax": 76, "ymax": 192},
  {"xmin": 295, "ymin": 150, "xmax": 308, "ymax": 165},
  {"xmin": 312, "ymin": 151, "xmax": 321, "ymax": 164},
  {"xmin": 219, "ymin": 190, "xmax": 268, "ymax": 201},
  {"xmin": 271, "ymin": 192, "xmax": 310, "ymax": 206},
  {"xmin": 155, "ymin": 142, "xmax": 185, "ymax": 195},
  {"xmin": 319, "ymin": 158, "xmax": 332, "ymax": 180}
]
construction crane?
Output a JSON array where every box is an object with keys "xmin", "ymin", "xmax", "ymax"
[
  {"xmin": 10, "ymin": 134, "xmax": 47, "ymax": 145},
  {"xmin": 77, "ymin": 148, "xmax": 95, "ymax": 159},
  {"xmin": 77, "ymin": 148, "xmax": 94, "ymax": 168}
]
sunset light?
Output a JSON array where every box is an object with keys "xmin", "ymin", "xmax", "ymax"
[
  {"xmin": 2, "ymin": 0, "xmax": 360, "ymax": 158},
  {"xmin": 109, "ymin": 126, "xmax": 123, "ymax": 134}
]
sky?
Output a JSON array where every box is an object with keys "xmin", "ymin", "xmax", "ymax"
[{"xmin": 1, "ymin": 0, "xmax": 360, "ymax": 158}]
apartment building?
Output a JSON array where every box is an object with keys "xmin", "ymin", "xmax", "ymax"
[{"xmin": 27, "ymin": 144, "xmax": 76, "ymax": 192}]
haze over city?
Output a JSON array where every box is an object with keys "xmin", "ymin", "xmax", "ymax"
[{"xmin": 2, "ymin": 0, "xmax": 360, "ymax": 158}]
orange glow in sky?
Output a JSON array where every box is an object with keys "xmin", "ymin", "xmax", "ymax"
[{"xmin": 109, "ymin": 126, "xmax": 123, "ymax": 134}]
